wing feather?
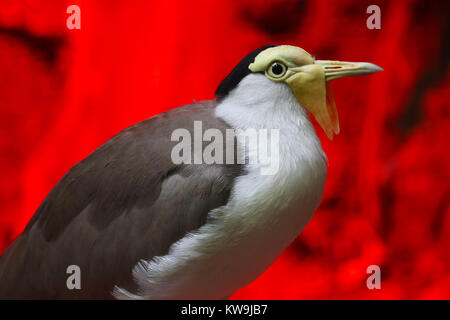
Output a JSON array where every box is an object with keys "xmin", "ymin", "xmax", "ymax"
[{"xmin": 0, "ymin": 101, "xmax": 243, "ymax": 299}]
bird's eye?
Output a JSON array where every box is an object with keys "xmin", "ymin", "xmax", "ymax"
[{"xmin": 267, "ymin": 62, "xmax": 287, "ymax": 79}]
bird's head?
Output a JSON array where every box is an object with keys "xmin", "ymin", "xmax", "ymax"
[{"xmin": 216, "ymin": 45, "xmax": 383, "ymax": 139}]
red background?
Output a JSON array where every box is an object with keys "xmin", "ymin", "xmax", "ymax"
[{"xmin": 0, "ymin": 0, "xmax": 449, "ymax": 299}]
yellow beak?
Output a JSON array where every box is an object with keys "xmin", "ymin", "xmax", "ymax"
[
  {"xmin": 245, "ymin": 44, "xmax": 383, "ymax": 140},
  {"xmin": 315, "ymin": 60, "xmax": 383, "ymax": 81},
  {"xmin": 286, "ymin": 60, "xmax": 383, "ymax": 140}
]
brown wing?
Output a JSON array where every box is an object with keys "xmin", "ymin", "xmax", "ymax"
[{"xmin": 0, "ymin": 101, "xmax": 244, "ymax": 299}]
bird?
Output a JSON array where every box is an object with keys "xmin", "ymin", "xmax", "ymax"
[{"xmin": 0, "ymin": 44, "xmax": 382, "ymax": 299}]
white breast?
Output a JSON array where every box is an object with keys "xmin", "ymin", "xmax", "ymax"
[{"xmin": 114, "ymin": 74, "xmax": 327, "ymax": 299}]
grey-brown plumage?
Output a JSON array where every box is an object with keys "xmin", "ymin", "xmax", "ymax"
[
  {"xmin": 0, "ymin": 44, "xmax": 383, "ymax": 300},
  {"xmin": 0, "ymin": 101, "xmax": 244, "ymax": 299}
]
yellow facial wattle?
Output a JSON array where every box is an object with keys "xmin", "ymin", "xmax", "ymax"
[{"xmin": 249, "ymin": 45, "xmax": 382, "ymax": 140}]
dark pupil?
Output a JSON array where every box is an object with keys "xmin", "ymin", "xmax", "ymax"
[{"xmin": 271, "ymin": 63, "xmax": 284, "ymax": 75}]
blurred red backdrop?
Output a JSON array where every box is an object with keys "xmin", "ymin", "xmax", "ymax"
[{"xmin": 0, "ymin": 0, "xmax": 449, "ymax": 299}]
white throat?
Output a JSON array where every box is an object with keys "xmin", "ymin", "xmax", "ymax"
[{"xmin": 216, "ymin": 73, "xmax": 327, "ymax": 167}]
